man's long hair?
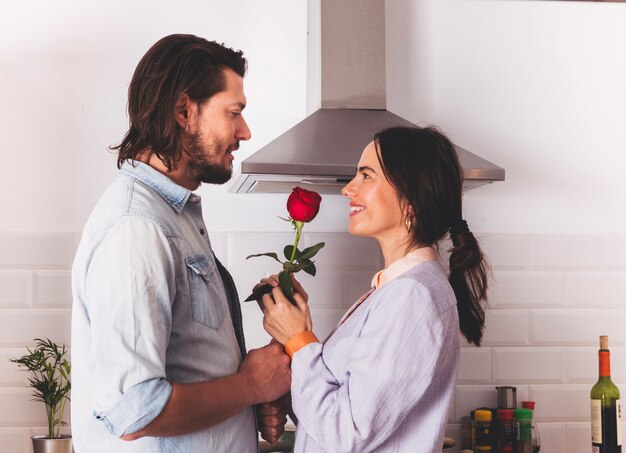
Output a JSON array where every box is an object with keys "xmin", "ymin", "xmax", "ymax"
[{"xmin": 111, "ymin": 34, "xmax": 247, "ymax": 170}]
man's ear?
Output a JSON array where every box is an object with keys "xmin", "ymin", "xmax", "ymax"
[{"xmin": 174, "ymin": 93, "xmax": 195, "ymax": 131}]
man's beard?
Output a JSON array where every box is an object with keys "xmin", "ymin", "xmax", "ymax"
[{"xmin": 186, "ymin": 132, "xmax": 233, "ymax": 185}]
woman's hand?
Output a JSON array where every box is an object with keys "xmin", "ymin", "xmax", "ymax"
[
  {"xmin": 261, "ymin": 279, "xmax": 312, "ymax": 345},
  {"xmin": 253, "ymin": 274, "xmax": 309, "ymax": 303}
]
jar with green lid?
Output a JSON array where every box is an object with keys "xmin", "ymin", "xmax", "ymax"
[
  {"xmin": 514, "ymin": 408, "xmax": 533, "ymax": 453},
  {"xmin": 474, "ymin": 409, "xmax": 493, "ymax": 452}
]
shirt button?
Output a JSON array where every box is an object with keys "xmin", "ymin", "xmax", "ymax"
[{"xmin": 200, "ymin": 228, "xmax": 205, "ymax": 235}]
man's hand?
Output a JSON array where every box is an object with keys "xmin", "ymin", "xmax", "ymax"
[
  {"xmin": 238, "ymin": 343, "xmax": 291, "ymax": 404},
  {"xmin": 257, "ymin": 393, "xmax": 292, "ymax": 443}
]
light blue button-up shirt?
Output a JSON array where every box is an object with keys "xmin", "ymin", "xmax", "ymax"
[{"xmin": 71, "ymin": 161, "xmax": 256, "ymax": 452}]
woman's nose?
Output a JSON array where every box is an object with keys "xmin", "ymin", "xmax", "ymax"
[{"xmin": 341, "ymin": 178, "xmax": 356, "ymax": 197}]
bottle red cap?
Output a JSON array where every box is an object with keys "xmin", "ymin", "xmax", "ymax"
[
  {"xmin": 521, "ymin": 401, "xmax": 535, "ymax": 410},
  {"xmin": 496, "ymin": 409, "xmax": 514, "ymax": 420}
]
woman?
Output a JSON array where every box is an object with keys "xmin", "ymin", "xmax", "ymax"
[{"xmin": 258, "ymin": 125, "xmax": 489, "ymax": 453}]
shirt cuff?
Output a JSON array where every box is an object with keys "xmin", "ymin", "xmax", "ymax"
[
  {"xmin": 93, "ymin": 378, "xmax": 172, "ymax": 437},
  {"xmin": 285, "ymin": 331, "xmax": 319, "ymax": 358}
]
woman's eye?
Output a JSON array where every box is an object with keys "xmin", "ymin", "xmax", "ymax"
[
  {"xmin": 231, "ymin": 112, "xmax": 241, "ymax": 118},
  {"xmin": 361, "ymin": 172, "xmax": 370, "ymax": 180}
]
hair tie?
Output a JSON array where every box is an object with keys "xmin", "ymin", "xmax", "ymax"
[{"xmin": 450, "ymin": 219, "xmax": 469, "ymax": 237}]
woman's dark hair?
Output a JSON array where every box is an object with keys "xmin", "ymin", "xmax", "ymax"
[
  {"xmin": 374, "ymin": 125, "xmax": 488, "ymax": 346},
  {"xmin": 111, "ymin": 34, "xmax": 247, "ymax": 170}
]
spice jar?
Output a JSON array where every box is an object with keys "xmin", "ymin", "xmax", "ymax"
[
  {"xmin": 514, "ymin": 408, "xmax": 533, "ymax": 453},
  {"xmin": 497, "ymin": 409, "xmax": 515, "ymax": 453},
  {"xmin": 474, "ymin": 409, "xmax": 493, "ymax": 452}
]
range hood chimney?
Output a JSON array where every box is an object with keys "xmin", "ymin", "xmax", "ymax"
[{"xmin": 231, "ymin": 0, "xmax": 504, "ymax": 194}]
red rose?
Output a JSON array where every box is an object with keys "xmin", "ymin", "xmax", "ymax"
[
  {"xmin": 287, "ymin": 187, "xmax": 322, "ymax": 223},
  {"xmin": 245, "ymin": 186, "xmax": 325, "ymax": 303}
]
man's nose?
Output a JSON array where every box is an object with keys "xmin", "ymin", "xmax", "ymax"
[{"xmin": 237, "ymin": 116, "xmax": 251, "ymax": 141}]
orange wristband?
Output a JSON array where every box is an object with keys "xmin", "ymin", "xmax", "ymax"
[{"xmin": 285, "ymin": 331, "xmax": 319, "ymax": 358}]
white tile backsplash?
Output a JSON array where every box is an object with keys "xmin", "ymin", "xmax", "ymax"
[
  {"xmin": 530, "ymin": 309, "xmax": 600, "ymax": 345},
  {"xmin": 493, "ymin": 347, "xmax": 564, "ymax": 384},
  {"xmin": 600, "ymin": 235, "xmax": 626, "ymax": 269},
  {"xmin": 229, "ymin": 232, "xmax": 295, "ymax": 270},
  {"xmin": 0, "ymin": 348, "xmax": 29, "ymax": 387},
  {"xmin": 0, "ymin": 309, "xmax": 71, "ymax": 346},
  {"xmin": 481, "ymin": 309, "xmax": 530, "ymax": 345},
  {"xmin": 0, "ymin": 233, "xmax": 75, "ymax": 269},
  {"xmin": 565, "ymin": 347, "xmax": 597, "ymax": 383},
  {"xmin": 457, "ymin": 347, "xmax": 492, "ymax": 384},
  {"xmin": 342, "ymin": 270, "xmax": 377, "ymax": 308},
  {"xmin": 0, "ymin": 271, "xmax": 32, "ymax": 308},
  {"xmin": 0, "ymin": 428, "xmax": 28, "ymax": 453},
  {"xmin": 530, "ymin": 234, "xmax": 600, "ymax": 269},
  {"xmin": 565, "ymin": 272, "xmax": 626, "ymax": 306},
  {"xmin": 0, "ymin": 389, "xmax": 48, "ymax": 425},
  {"xmin": 304, "ymin": 233, "xmax": 382, "ymax": 269},
  {"xmin": 490, "ymin": 271, "xmax": 563, "ymax": 307},
  {"xmin": 33, "ymin": 271, "xmax": 72, "ymax": 308},
  {"xmin": 566, "ymin": 422, "xmax": 592, "ymax": 453},
  {"xmin": 296, "ymin": 269, "xmax": 343, "ymax": 308},
  {"xmin": 536, "ymin": 422, "xmax": 566, "ymax": 452},
  {"xmin": 481, "ymin": 233, "xmax": 529, "ymax": 269},
  {"xmin": 530, "ymin": 385, "xmax": 589, "ymax": 421},
  {"xmin": 0, "ymin": 230, "xmax": 622, "ymax": 453},
  {"xmin": 601, "ymin": 310, "xmax": 626, "ymax": 345}
]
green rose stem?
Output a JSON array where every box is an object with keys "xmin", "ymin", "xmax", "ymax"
[
  {"xmin": 289, "ymin": 221, "xmax": 304, "ymax": 262},
  {"xmin": 280, "ymin": 220, "xmax": 304, "ymax": 301}
]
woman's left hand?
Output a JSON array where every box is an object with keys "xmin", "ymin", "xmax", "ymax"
[{"xmin": 261, "ymin": 284, "xmax": 312, "ymax": 345}]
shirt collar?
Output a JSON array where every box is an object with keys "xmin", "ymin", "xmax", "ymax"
[
  {"xmin": 121, "ymin": 160, "xmax": 192, "ymax": 214},
  {"xmin": 371, "ymin": 247, "xmax": 439, "ymax": 289}
]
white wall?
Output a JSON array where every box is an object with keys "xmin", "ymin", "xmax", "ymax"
[
  {"xmin": 0, "ymin": 0, "xmax": 349, "ymax": 233},
  {"xmin": 2, "ymin": 0, "xmax": 626, "ymax": 452},
  {"xmin": 387, "ymin": 0, "xmax": 626, "ymax": 235},
  {"xmin": 386, "ymin": 0, "xmax": 626, "ymax": 451}
]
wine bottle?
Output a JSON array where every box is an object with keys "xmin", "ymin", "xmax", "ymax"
[{"xmin": 591, "ymin": 335, "xmax": 622, "ymax": 453}]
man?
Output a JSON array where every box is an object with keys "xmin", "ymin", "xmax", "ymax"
[{"xmin": 71, "ymin": 34, "xmax": 291, "ymax": 452}]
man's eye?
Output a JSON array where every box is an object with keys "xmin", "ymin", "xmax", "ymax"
[{"xmin": 231, "ymin": 112, "xmax": 241, "ymax": 118}]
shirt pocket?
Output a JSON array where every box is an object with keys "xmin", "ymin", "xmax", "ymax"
[{"xmin": 185, "ymin": 254, "xmax": 227, "ymax": 330}]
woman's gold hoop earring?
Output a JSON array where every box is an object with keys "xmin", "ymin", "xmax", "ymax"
[{"xmin": 185, "ymin": 124, "xmax": 189, "ymax": 133}]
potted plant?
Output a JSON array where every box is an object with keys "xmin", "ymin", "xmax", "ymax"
[{"xmin": 10, "ymin": 338, "xmax": 72, "ymax": 453}]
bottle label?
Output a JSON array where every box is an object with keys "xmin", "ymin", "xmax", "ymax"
[
  {"xmin": 591, "ymin": 399, "xmax": 602, "ymax": 443},
  {"xmin": 617, "ymin": 399, "xmax": 622, "ymax": 446}
]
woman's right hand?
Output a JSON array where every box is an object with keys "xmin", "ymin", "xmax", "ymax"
[
  {"xmin": 260, "ymin": 281, "xmax": 312, "ymax": 344},
  {"xmin": 254, "ymin": 273, "xmax": 309, "ymax": 303}
]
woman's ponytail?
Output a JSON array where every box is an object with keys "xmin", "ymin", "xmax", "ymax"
[{"xmin": 448, "ymin": 220, "xmax": 488, "ymax": 346}]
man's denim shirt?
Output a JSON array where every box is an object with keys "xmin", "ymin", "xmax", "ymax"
[{"xmin": 71, "ymin": 161, "xmax": 256, "ymax": 452}]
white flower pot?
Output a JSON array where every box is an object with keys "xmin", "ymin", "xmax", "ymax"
[{"xmin": 31, "ymin": 435, "xmax": 73, "ymax": 453}]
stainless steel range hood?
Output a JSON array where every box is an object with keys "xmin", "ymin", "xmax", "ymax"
[{"xmin": 231, "ymin": 0, "xmax": 504, "ymax": 194}]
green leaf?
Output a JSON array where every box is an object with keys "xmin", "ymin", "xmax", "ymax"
[
  {"xmin": 302, "ymin": 261, "xmax": 317, "ymax": 276},
  {"xmin": 243, "ymin": 284, "xmax": 273, "ymax": 302},
  {"xmin": 283, "ymin": 245, "xmax": 296, "ymax": 261},
  {"xmin": 295, "ymin": 258, "xmax": 312, "ymax": 272},
  {"xmin": 278, "ymin": 271, "xmax": 294, "ymax": 301},
  {"xmin": 245, "ymin": 252, "xmax": 282, "ymax": 263},
  {"xmin": 299, "ymin": 242, "xmax": 325, "ymax": 260},
  {"xmin": 283, "ymin": 261, "xmax": 296, "ymax": 272}
]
